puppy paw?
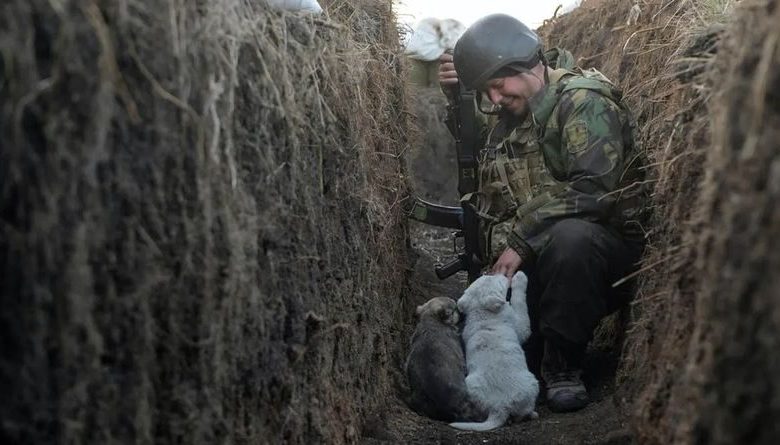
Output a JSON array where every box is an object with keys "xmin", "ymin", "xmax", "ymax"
[{"xmin": 511, "ymin": 272, "xmax": 528, "ymax": 293}]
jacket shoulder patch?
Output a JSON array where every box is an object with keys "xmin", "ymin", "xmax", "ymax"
[{"xmin": 565, "ymin": 119, "xmax": 589, "ymax": 153}]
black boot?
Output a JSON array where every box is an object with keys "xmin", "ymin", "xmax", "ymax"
[{"xmin": 541, "ymin": 341, "xmax": 589, "ymax": 413}]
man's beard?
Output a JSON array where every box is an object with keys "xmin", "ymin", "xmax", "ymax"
[
  {"xmin": 502, "ymin": 97, "xmax": 529, "ymax": 116},
  {"xmin": 499, "ymin": 106, "xmax": 529, "ymax": 123}
]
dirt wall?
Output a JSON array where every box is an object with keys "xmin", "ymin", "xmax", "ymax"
[
  {"xmin": 541, "ymin": 0, "xmax": 724, "ymax": 442},
  {"xmin": 663, "ymin": 0, "xmax": 780, "ymax": 442},
  {"xmin": 546, "ymin": 0, "xmax": 780, "ymax": 443},
  {"xmin": 405, "ymin": 86, "xmax": 458, "ymax": 205},
  {"xmin": 0, "ymin": 1, "xmax": 413, "ymax": 444}
]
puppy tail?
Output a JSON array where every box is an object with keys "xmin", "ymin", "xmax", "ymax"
[{"xmin": 449, "ymin": 411, "xmax": 508, "ymax": 432}]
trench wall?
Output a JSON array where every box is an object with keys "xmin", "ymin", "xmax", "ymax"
[{"xmin": 0, "ymin": 1, "xmax": 413, "ymax": 443}]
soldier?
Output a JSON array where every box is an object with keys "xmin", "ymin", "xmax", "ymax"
[{"xmin": 439, "ymin": 14, "xmax": 648, "ymax": 413}]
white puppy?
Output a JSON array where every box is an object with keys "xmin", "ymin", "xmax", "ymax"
[{"xmin": 449, "ymin": 272, "xmax": 539, "ymax": 431}]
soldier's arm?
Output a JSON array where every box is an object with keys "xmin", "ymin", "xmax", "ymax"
[{"xmin": 506, "ymin": 90, "xmax": 627, "ymax": 260}]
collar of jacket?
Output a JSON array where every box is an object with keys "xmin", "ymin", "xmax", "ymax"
[{"xmin": 528, "ymin": 68, "xmax": 571, "ymax": 129}]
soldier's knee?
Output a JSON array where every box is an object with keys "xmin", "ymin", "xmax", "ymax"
[{"xmin": 543, "ymin": 219, "xmax": 598, "ymax": 260}]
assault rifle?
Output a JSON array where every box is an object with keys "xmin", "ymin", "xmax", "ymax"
[{"xmin": 405, "ymin": 80, "xmax": 484, "ymax": 283}]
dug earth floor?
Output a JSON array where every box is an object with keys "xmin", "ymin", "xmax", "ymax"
[{"xmin": 361, "ymin": 223, "xmax": 635, "ymax": 445}]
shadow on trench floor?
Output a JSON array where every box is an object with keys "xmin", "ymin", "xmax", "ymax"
[{"xmin": 361, "ymin": 222, "xmax": 635, "ymax": 445}]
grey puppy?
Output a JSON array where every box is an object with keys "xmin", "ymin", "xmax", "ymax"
[{"xmin": 405, "ymin": 297, "xmax": 485, "ymax": 421}]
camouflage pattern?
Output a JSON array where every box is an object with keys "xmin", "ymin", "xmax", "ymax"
[
  {"xmin": 503, "ymin": 68, "xmax": 649, "ymax": 260},
  {"xmin": 541, "ymin": 47, "xmax": 575, "ymax": 73},
  {"xmin": 471, "ymin": 108, "xmax": 560, "ymax": 261},
  {"xmin": 465, "ymin": 48, "xmax": 583, "ymax": 261},
  {"xmin": 449, "ymin": 48, "xmax": 648, "ymax": 263}
]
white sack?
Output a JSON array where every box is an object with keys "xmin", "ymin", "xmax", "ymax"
[
  {"xmin": 267, "ymin": 0, "xmax": 323, "ymax": 13},
  {"xmin": 404, "ymin": 18, "xmax": 466, "ymax": 62}
]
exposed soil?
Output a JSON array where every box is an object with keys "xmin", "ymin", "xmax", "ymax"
[
  {"xmin": 360, "ymin": 223, "xmax": 635, "ymax": 445},
  {"xmin": 405, "ymin": 87, "xmax": 460, "ymax": 206},
  {"xmin": 8, "ymin": 0, "xmax": 778, "ymax": 443},
  {"xmin": 0, "ymin": 2, "xmax": 413, "ymax": 444}
]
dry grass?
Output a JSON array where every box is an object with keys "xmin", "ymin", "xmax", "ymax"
[
  {"xmin": 664, "ymin": 0, "xmax": 780, "ymax": 441},
  {"xmin": 0, "ymin": 0, "xmax": 414, "ymax": 443},
  {"xmin": 541, "ymin": 0, "xmax": 735, "ymax": 442}
]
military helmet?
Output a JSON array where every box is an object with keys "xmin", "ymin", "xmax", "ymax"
[{"xmin": 453, "ymin": 14, "xmax": 543, "ymax": 91}]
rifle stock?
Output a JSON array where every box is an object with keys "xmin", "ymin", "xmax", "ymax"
[{"xmin": 406, "ymin": 197, "xmax": 462, "ymax": 229}]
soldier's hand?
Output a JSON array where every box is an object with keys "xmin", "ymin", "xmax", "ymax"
[
  {"xmin": 491, "ymin": 247, "xmax": 523, "ymax": 278},
  {"xmin": 438, "ymin": 53, "xmax": 458, "ymax": 86}
]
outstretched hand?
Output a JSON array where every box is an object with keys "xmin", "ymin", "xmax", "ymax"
[{"xmin": 491, "ymin": 247, "xmax": 523, "ymax": 278}]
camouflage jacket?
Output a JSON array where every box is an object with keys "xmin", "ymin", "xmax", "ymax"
[
  {"xmin": 458, "ymin": 49, "xmax": 574, "ymax": 259},
  {"xmin": 499, "ymin": 68, "xmax": 648, "ymax": 260}
]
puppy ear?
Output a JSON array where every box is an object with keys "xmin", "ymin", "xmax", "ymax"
[{"xmin": 484, "ymin": 294, "xmax": 506, "ymax": 312}]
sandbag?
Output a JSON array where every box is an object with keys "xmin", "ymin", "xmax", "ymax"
[
  {"xmin": 267, "ymin": 0, "xmax": 322, "ymax": 13},
  {"xmin": 405, "ymin": 18, "xmax": 465, "ymax": 61}
]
